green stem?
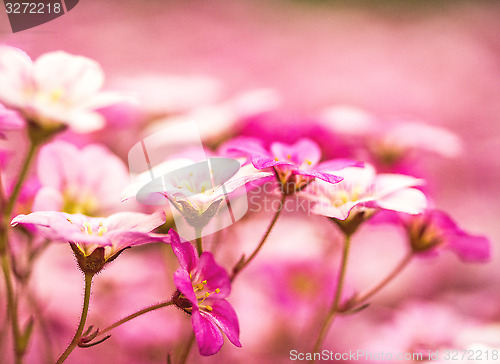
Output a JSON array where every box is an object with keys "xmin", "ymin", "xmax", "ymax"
[
  {"xmin": 310, "ymin": 234, "xmax": 352, "ymax": 364},
  {"xmin": 231, "ymin": 193, "xmax": 286, "ymax": 281},
  {"xmin": 92, "ymin": 300, "xmax": 174, "ymax": 340},
  {"xmin": 351, "ymin": 251, "xmax": 413, "ymax": 307},
  {"xmin": 55, "ymin": 273, "xmax": 93, "ymax": 364},
  {"xmin": 178, "ymin": 333, "xmax": 195, "ymax": 364}
]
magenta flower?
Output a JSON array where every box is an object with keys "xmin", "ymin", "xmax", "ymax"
[
  {"xmin": 169, "ymin": 229, "xmax": 241, "ymax": 356},
  {"xmin": 403, "ymin": 210, "xmax": 490, "ymax": 262},
  {"xmin": 11, "ymin": 210, "xmax": 168, "ymax": 273},
  {"xmin": 222, "ymin": 137, "xmax": 359, "ymax": 194}
]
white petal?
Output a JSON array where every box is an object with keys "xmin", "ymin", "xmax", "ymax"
[{"xmin": 376, "ymin": 188, "xmax": 427, "ymax": 215}]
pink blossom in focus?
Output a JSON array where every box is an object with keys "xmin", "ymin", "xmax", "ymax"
[
  {"xmin": 169, "ymin": 229, "xmax": 241, "ymax": 356},
  {"xmin": 223, "ymin": 137, "xmax": 360, "ymax": 193}
]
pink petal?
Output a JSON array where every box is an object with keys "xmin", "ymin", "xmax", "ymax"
[
  {"xmin": 37, "ymin": 141, "xmax": 81, "ymax": 190},
  {"xmin": 104, "ymin": 210, "xmax": 166, "ymax": 233},
  {"xmin": 32, "ymin": 187, "xmax": 63, "ymax": 212},
  {"xmin": 173, "ymin": 268, "xmax": 198, "ymax": 305},
  {"xmin": 446, "ymin": 233, "xmax": 491, "ymax": 263},
  {"xmin": 270, "ymin": 138, "xmax": 321, "ymax": 166},
  {"xmin": 191, "ymin": 308, "xmax": 224, "ymax": 356},
  {"xmin": 195, "ymin": 253, "xmax": 231, "ymax": 298},
  {"xmin": 169, "ymin": 229, "xmax": 198, "ymax": 272},
  {"xmin": 203, "ymin": 299, "xmax": 241, "ymax": 349}
]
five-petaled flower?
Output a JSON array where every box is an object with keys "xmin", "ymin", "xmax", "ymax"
[
  {"xmin": 0, "ymin": 46, "xmax": 121, "ymax": 134},
  {"xmin": 11, "ymin": 210, "xmax": 168, "ymax": 274},
  {"xmin": 169, "ymin": 229, "xmax": 241, "ymax": 356},
  {"xmin": 303, "ymin": 163, "xmax": 427, "ymax": 235},
  {"xmin": 305, "ymin": 163, "xmax": 427, "ymax": 220},
  {"xmin": 222, "ymin": 137, "xmax": 360, "ymax": 194}
]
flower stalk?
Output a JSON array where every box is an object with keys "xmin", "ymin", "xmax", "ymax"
[
  {"xmin": 310, "ymin": 233, "xmax": 352, "ymax": 364},
  {"xmin": 55, "ymin": 273, "xmax": 94, "ymax": 364},
  {"xmin": 82, "ymin": 300, "xmax": 174, "ymax": 345}
]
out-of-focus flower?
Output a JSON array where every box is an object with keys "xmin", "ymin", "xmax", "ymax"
[
  {"xmin": 11, "ymin": 210, "xmax": 168, "ymax": 274},
  {"xmin": 319, "ymin": 105, "xmax": 463, "ymax": 168},
  {"xmin": 111, "ymin": 74, "xmax": 222, "ymax": 115},
  {"xmin": 223, "ymin": 137, "xmax": 359, "ymax": 194},
  {"xmin": 169, "ymin": 230, "xmax": 241, "ymax": 356},
  {"xmin": 364, "ymin": 301, "xmax": 471, "ymax": 361},
  {"xmin": 145, "ymin": 89, "xmax": 281, "ymax": 144},
  {"xmin": 0, "ymin": 46, "xmax": 121, "ymax": 133},
  {"xmin": 0, "ymin": 103, "xmax": 24, "ymax": 138},
  {"xmin": 33, "ymin": 141, "xmax": 134, "ymax": 216},
  {"xmin": 403, "ymin": 210, "xmax": 491, "ymax": 262},
  {"xmin": 305, "ymin": 164, "xmax": 427, "ymax": 221}
]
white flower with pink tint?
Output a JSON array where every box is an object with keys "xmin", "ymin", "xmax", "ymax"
[
  {"xmin": 305, "ymin": 163, "xmax": 427, "ymax": 221},
  {"xmin": 0, "ymin": 46, "xmax": 121, "ymax": 133}
]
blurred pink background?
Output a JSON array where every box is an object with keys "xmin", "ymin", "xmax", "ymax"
[{"xmin": 1, "ymin": 1, "xmax": 500, "ymax": 363}]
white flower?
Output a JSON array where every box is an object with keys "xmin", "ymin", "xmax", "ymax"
[{"xmin": 0, "ymin": 46, "xmax": 121, "ymax": 133}]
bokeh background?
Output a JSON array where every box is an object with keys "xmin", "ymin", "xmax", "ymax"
[{"xmin": 1, "ymin": 0, "xmax": 500, "ymax": 363}]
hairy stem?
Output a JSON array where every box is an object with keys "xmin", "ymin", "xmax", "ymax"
[
  {"xmin": 92, "ymin": 300, "xmax": 174, "ymax": 340},
  {"xmin": 56, "ymin": 273, "xmax": 93, "ymax": 364}
]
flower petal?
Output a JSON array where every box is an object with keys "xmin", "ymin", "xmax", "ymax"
[
  {"xmin": 271, "ymin": 138, "xmax": 321, "ymax": 166},
  {"xmin": 375, "ymin": 189, "xmax": 427, "ymax": 215},
  {"xmin": 446, "ymin": 233, "xmax": 491, "ymax": 263},
  {"xmin": 203, "ymin": 299, "xmax": 241, "ymax": 349},
  {"xmin": 169, "ymin": 229, "xmax": 198, "ymax": 272},
  {"xmin": 173, "ymin": 268, "xmax": 198, "ymax": 305},
  {"xmin": 104, "ymin": 210, "xmax": 166, "ymax": 233},
  {"xmin": 191, "ymin": 308, "xmax": 224, "ymax": 356},
  {"xmin": 195, "ymin": 252, "xmax": 231, "ymax": 298}
]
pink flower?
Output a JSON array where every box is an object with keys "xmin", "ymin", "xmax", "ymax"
[
  {"xmin": 304, "ymin": 163, "xmax": 427, "ymax": 220},
  {"xmin": 33, "ymin": 141, "xmax": 134, "ymax": 216},
  {"xmin": 11, "ymin": 210, "xmax": 168, "ymax": 273},
  {"xmin": 223, "ymin": 137, "xmax": 359, "ymax": 194},
  {"xmin": 403, "ymin": 210, "xmax": 491, "ymax": 262},
  {"xmin": 169, "ymin": 230, "xmax": 241, "ymax": 356},
  {"xmin": 0, "ymin": 46, "xmax": 121, "ymax": 133}
]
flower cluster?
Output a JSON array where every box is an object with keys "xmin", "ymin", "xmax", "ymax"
[{"xmin": 0, "ymin": 45, "xmax": 492, "ymax": 364}]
